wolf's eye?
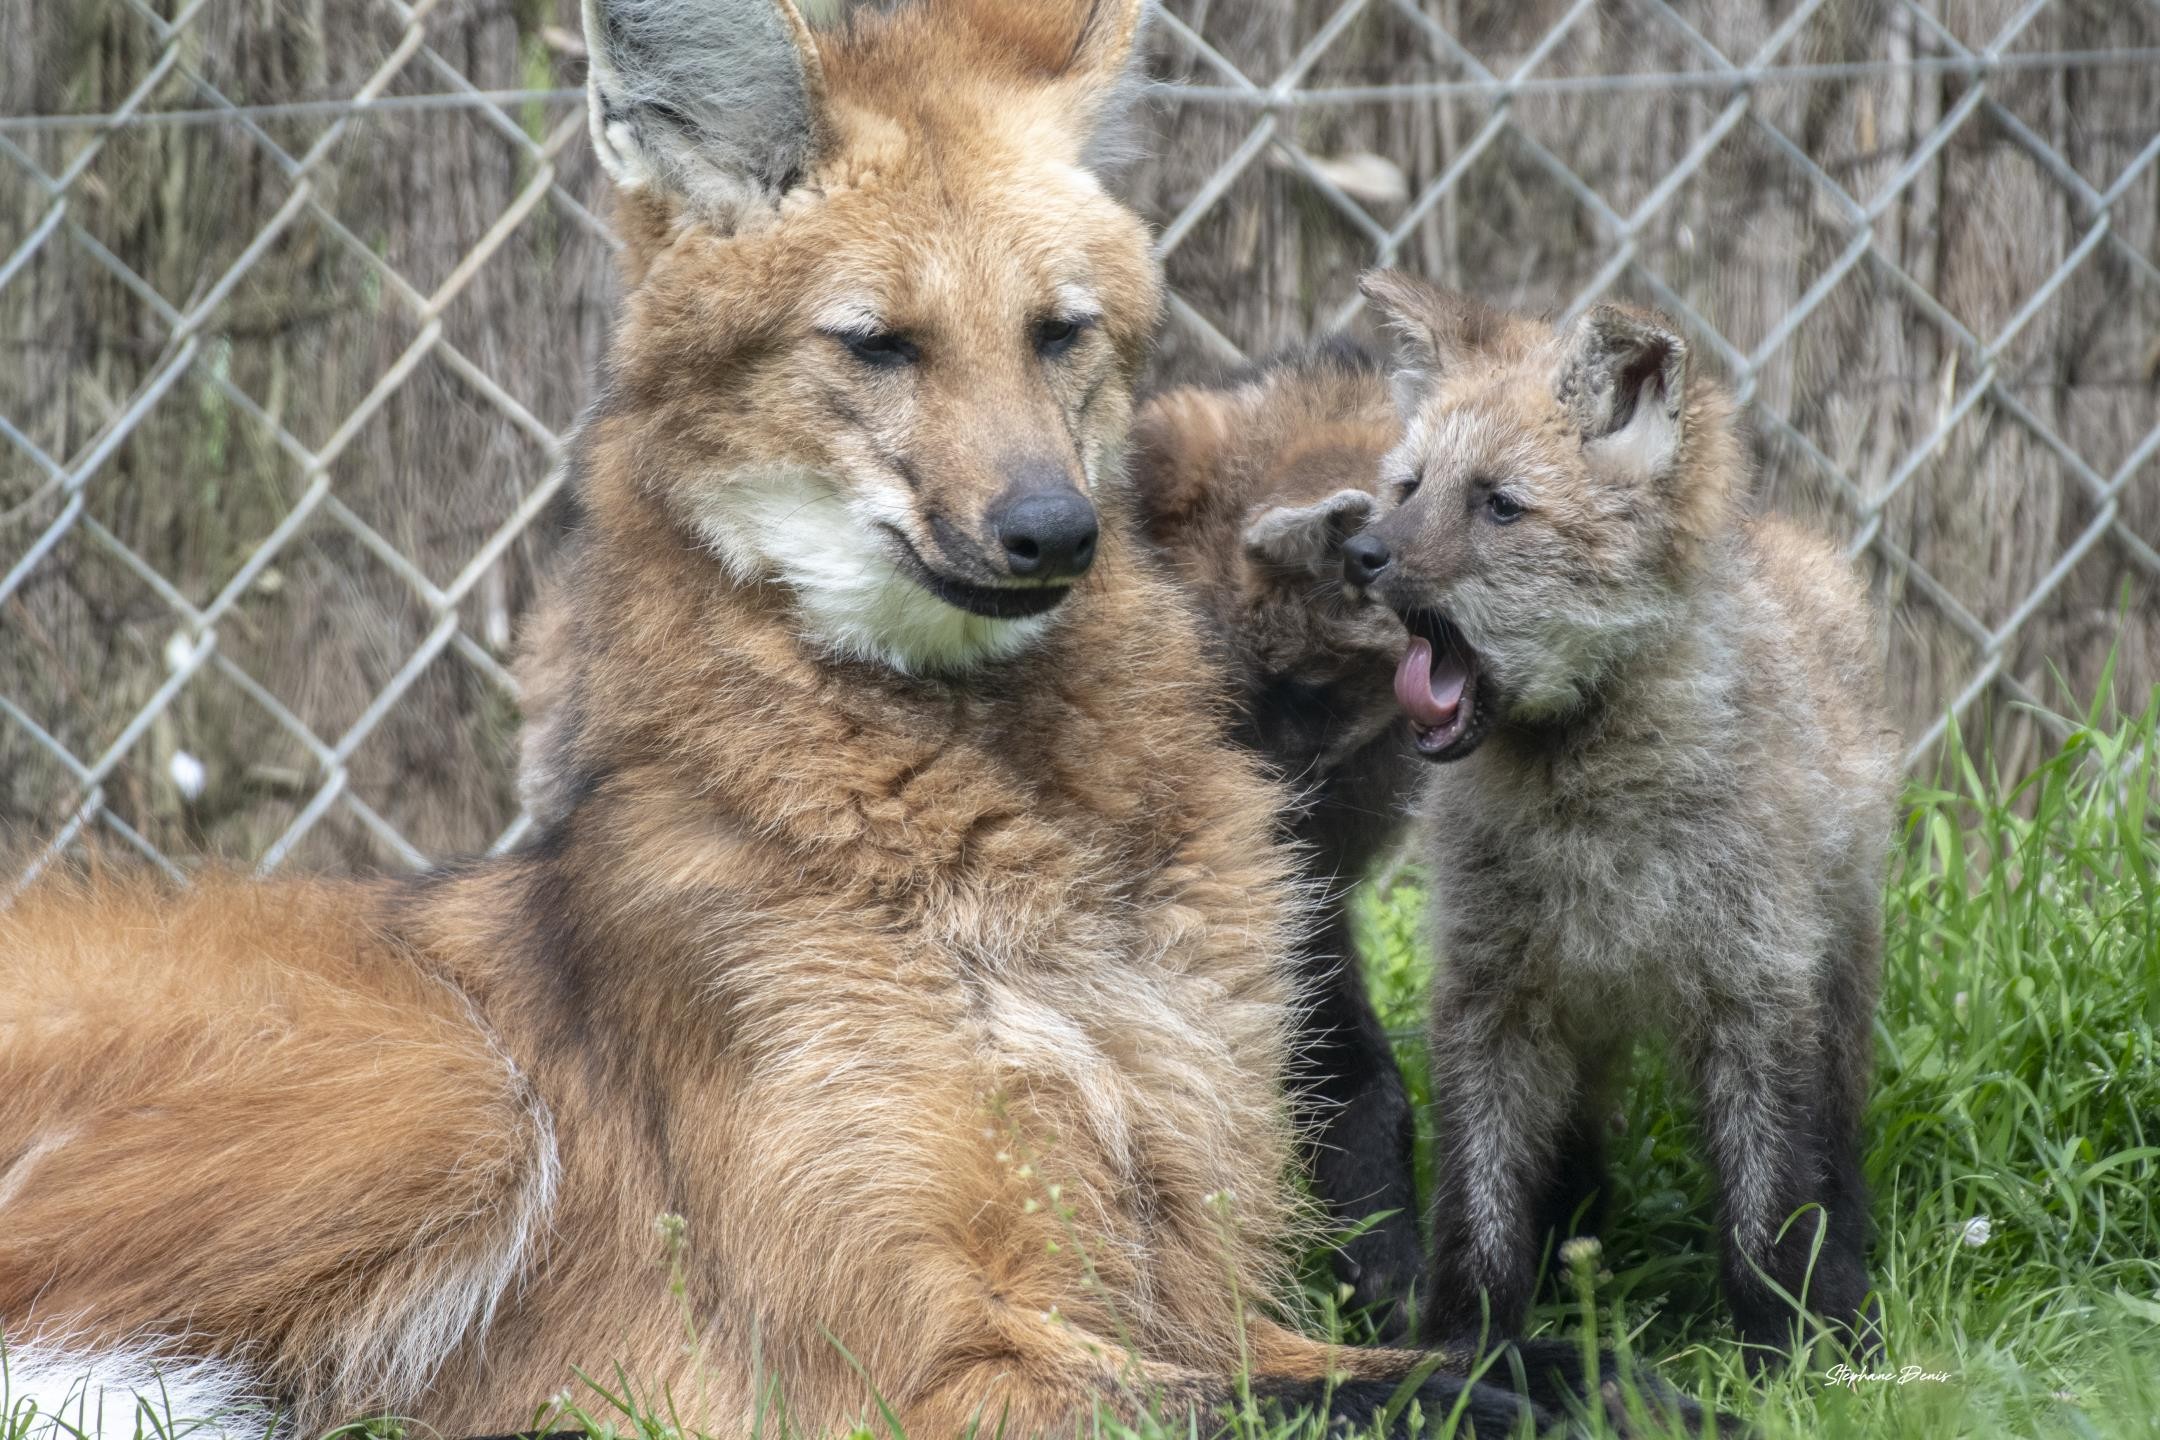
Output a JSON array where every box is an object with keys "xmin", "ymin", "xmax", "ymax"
[
  {"xmin": 1394, "ymin": 476, "xmax": 1422, "ymax": 502},
  {"xmin": 1485, "ymin": 491, "xmax": 1526, "ymax": 524},
  {"xmin": 830, "ymin": 328, "xmax": 919, "ymax": 368},
  {"xmin": 1034, "ymin": 314, "xmax": 1094, "ymax": 359}
]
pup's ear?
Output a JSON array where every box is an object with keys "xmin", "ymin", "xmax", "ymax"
[
  {"xmin": 1555, "ymin": 305, "xmax": 1689, "ymax": 480},
  {"xmin": 1129, "ymin": 385, "xmax": 1241, "ymax": 542},
  {"xmin": 1243, "ymin": 488, "xmax": 1377, "ymax": 575},
  {"xmin": 1358, "ymin": 270, "xmax": 1506, "ymax": 418},
  {"xmin": 581, "ymin": 0, "xmax": 828, "ymax": 228}
]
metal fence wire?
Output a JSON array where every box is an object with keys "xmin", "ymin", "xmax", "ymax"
[{"xmin": 3, "ymin": 0, "xmax": 2157, "ymax": 889}]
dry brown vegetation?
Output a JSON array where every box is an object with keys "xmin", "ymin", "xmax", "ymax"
[{"xmin": 3, "ymin": 0, "xmax": 2155, "ymax": 870}]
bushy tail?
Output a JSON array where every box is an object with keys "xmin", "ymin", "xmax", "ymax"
[{"xmin": 0, "ymin": 1336, "xmax": 279, "ymax": 1440}]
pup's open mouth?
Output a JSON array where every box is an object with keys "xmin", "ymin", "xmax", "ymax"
[
  {"xmin": 885, "ymin": 528, "xmax": 1072, "ymax": 620},
  {"xmin": 1394, "ymin": 612, "xmax": 1490, "ymax": 761}
]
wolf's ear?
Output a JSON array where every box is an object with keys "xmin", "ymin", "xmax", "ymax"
[
  {"xmin": 1358, "ymin": 270, "xmax": 1503, "ymax": 418},
  {"xmin": 1066, "ymin": 0, "xmax": 1153, "ymax": 171},
  {"xmin": 581, "ymin": 0, "xmax": 828, "ymax": 226},
  {"xmin": 1243, "ymin": 489, "xmax": 1377, "ymax": 575},
  {"xmin": 965, "ymin": 0, "xmax": 1153, "ymax": 174},
  {"xmin": 1129, "ymin": 385, "xmax": 1240, "ymax": 541},
  {"xmin": 1555, "ymin": 305, "xmax": 1689, "ymax": 480}
]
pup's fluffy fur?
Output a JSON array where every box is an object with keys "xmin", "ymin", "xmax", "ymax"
[{"xmin": 1352, "ymin": 271, "xmax": 1896, "ymax": 1367}]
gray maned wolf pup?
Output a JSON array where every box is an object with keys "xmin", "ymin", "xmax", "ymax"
[
  {"xmin": 1343, "ymin": 271, "xmax": 1897, "ymax": 1370},
  {"xmin": 1128, "ymin": 342, "xmax": 1426, "ymax": 1330},
  {"xmin": 0, "ymin": 3, "xmax": 1720, "ymax": 1437}
]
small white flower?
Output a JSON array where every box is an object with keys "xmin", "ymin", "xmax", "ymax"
[
  {"xmin": 1961, "ymin": 1216, "xmax": 1992, "ymax": 1247},
  {"xmin": 168, "ymin": 750, "xmax": 207, "ymax": 800},
  {"xmin": 1558, "ymin": 1236, "xmax": 1603, "ymax": 1268}
]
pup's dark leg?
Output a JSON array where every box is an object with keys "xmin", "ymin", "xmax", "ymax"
[
  {"xmin": 1693, "ymin": 1025, "xmax": 1847, "ymax": 1372},
  {"xmin": 1533, "ymin": 1046, "xmax": 1620, "ymax": 1269},
  {"xmin": 1812, "ymin": 908, "xmax": 1883, "ymax": 1353},
  {"xmin": 1421, "ymin": 987, "xmax": 1574, "ymax": 1346},
  {"xmin": 1292, "ymin": 906, "xmax": 1424, "ymax": 1332}
]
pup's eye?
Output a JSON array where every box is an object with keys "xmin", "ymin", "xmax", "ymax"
[
  {"xmin": 1485, "ymin": 491, "xmax": 1526, "ymax": 524},
  {"xmin": 829, "ymin": 328, "xmax": 918, "ymax": 368},
  {"xmin": 1034, "ymin": 315, "xmax": 1094, "ymax": 358},
  {"xmin": 1394, "ymin": 475, "xmax": 1422, "ymax": 501}
]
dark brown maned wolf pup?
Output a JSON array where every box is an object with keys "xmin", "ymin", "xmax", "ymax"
[
  {"xmin": 1343, "ymin": 271, "xmax": 1896, "ymax": 1371},
  {"xmin": 0, "ymin": 5, "xmax": 1718, "ymax": 1438},
  {"xmin": 1128, "ymin": 344, "xmax": 1426, "ymax": 1328}
]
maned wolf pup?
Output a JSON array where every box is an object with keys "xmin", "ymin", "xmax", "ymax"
[
  {"xmin": 1127, "ymin": 343, "xmax": 1426, "ymax": 1325},
  {"xmin": 1342, "ymin": 271, "xmax": 1896, "ymax": 1368},
  {"xmin": 0, "ymin": 6, "xmax": 1713, "ymax": 1438}
]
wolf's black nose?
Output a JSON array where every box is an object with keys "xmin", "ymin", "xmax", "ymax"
[
  {"xmin": 993, "ymin": 490, "xmax": 1098, "ymax": 582},
  {"xmin": 1342, "ymin": 533, "xmax": 1391, "ymax": 585}
]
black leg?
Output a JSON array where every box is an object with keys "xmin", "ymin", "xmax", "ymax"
[
  {"xmin": 1531, "ymin": 1104, "xmax": 1607, "ymax": 1256},
  {"xmin": 1291, "ymin": 906, "xmax": 1425, "ymax": 1332},
  {"xmin": 1694, "ymin": 1033, "xmax": 1866, "ymax": 1373},
  {"xmin": 1796, "ymin": 1023, "xmax": 1877, "ymax": 1359},
  {"xmin": 1420, "ymin": 997, "xmax": 1572, "ymax": 1347},
  {"xmin": 1532, "ymin": 1049, "xmax": 1619, "ymax": 1269},
  {"xmin": 1816, "ymin": 913, "xmax": 1883, "ymax": 1359},
  {"xmin": 1693, "ymin": 933, "xmax": 1880, "ymax": 1373}
]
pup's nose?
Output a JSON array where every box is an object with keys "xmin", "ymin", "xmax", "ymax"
[
  {"xmin": 1342, "ymin": 533, "xmax": 1392, "ymax": 585},
  {"xmin": 992, "ymin": 490, "xmax": 1099, "ymax": 582}
]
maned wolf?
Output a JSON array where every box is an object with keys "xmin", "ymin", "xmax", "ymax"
[
  {"xmin": 0, "ymin": 7, "xmax": 1712, "ymax": 1438},
  {"xmin": 1128, "ymin": 343, "xmax": 1425, "ymax": 1327},
  {"xmin": 1342, "ymin": 271, "xmax": 1895, "ymax": 1368}
]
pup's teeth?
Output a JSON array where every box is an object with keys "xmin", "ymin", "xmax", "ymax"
[
  {"xmin": 1394, "ymin": 637, "xmax": 1460, "ymax": 728},
  {"xmin": 1428, "ymin": 647, "xmax": 1469, "ymax": 711}
]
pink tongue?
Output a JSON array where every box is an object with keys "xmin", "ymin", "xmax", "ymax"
[{"xmin": 1393, "ymin": 638, "xmax": 1467, "ymax": 729}]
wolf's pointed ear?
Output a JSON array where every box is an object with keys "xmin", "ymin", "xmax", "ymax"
[
  {"xmin": 1243, "ymin": 489, "xmax": 1377, "ymax": 575},
  {"xmin": 581, "ymin": 0, "xmax": 828, "ymax": 226},
  {"xmin": 1358, "ymin": 270, "xmax": 1501, "ymax": 418},
  {"xmin": 1555, "ymin": 305, "xmax": 1689, "ymax": 481},
  {"xmin": 1039, "ymin": 0, "xmax": 1156, "ymax": 174}
]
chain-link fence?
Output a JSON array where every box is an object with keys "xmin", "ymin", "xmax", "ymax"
[{"xmin": 4, "ymin": 0, "xmax": 2157, "ymax": 890}]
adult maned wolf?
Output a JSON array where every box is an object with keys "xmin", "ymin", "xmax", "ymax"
[
  {"xmin": 1128, "ymin": 344, "xmax": 1426, "ymax": 1329},
  {"xmin": 0, "ymin": 4, "xmax": 1717, "ymax": 1438},
  {"xmin": 1342, "ymin": 271, "xmax": 1895, "ymax": 1370}
]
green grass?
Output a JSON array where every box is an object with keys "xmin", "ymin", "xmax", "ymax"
[{"xmin": 6, "ymin": 687, "xmax": 2156, "ymax": 1440}]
